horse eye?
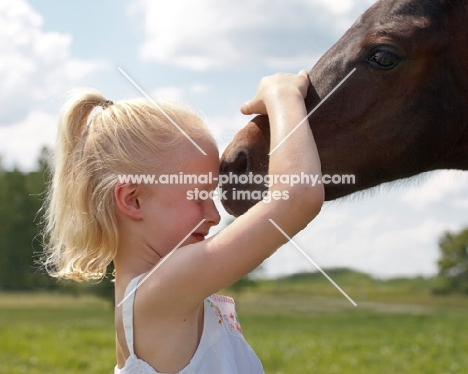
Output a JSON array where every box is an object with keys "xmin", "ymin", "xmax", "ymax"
[{"xmin": 368, "ymin": 49, "xmax": 400, "ymax": 69}]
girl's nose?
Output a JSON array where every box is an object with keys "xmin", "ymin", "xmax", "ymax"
[{"xmin": 205, "ymin": 198, "xmax": 221, "ymax": 226}]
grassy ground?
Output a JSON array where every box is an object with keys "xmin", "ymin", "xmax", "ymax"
[
  {"xmin": 1, "ymin": 272, "xmax": 467, "ymax": 373},
  {"xmin": 0, "ymin": 293, "xmax": 115, "ymax": 374}
]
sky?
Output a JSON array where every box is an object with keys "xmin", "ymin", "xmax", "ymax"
[{"xmin": 1, "ymin": 0, "xmax": 468, "ymax": 281}]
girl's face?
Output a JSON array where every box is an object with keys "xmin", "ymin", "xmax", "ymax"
[{"xmin": 142, "ymin": 141, "xmax": 221, "ymax": 257}]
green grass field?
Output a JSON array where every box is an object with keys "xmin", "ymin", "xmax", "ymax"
[{"xmin": 1, "ymin": 271, "xmax": 467, "ymax": 373}]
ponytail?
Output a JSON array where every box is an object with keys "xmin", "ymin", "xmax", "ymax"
[{"xmin": 42, "ymin": 89, "xmax": 116, "ymax": 281}]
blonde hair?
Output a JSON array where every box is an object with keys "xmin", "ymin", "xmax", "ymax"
[{"xmin": 41, "ymin": 89, "xmax": 215, "ymax": 281}]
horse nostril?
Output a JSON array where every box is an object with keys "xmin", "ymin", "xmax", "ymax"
[{"xmin": 231, "ymin": 150, "xmax": 251, "ymax": 175}]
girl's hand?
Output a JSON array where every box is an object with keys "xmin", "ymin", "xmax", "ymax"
[{"xmin": 240, "ymin": 69, "xmax": 310, "ymax": 115}]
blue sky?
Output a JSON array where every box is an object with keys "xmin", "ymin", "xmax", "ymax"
[{"xmin": 2, "ymin": 0, "xmax": 468, "ymax": 281}]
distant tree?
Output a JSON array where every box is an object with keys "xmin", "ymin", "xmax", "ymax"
[
  {"xmin": 0, "ymin": 168, "xmax": 42, "ymax": 288},
  {"xmin": 229, "ymin": 272, "xmax": 259, "ymax": 294},
  {"xmin": 88, "ymin": 263, "xmax": 116, "ymax": 305},
  {"xmin": 0, "ymin": 147, "xmax": 55, "ymax": 290},
  {"xmin": 36, "ymin": 145, "xmax": 53, "ymax": 174},
  {"xmin": 436, "ymin": 229, "xmax": 468, "ymax": 294}
]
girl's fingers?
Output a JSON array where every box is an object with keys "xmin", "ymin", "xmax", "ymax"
[
  {"xmin": 241, "ymin": 70, "xmax": 309, "ymax": 115},
  {"xmin": 297, "ymin": 69, "xmax": 310, "ymax": 98},
  {"xmin": 240, "ymin": 100, "xmax": 266, "ymax": 115},
  {"xmin": 240, "ymin": 101, "xmax": 251, "ymax": 115}
]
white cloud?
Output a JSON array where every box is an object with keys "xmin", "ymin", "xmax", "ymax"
[
  {"xmin": 400, "ymin": 171, "xmax": 468, "ymax": 210},
  {"xmin": 134, "ymin": 0, "xmax": 376, "ymax": 71},
  {"xmin": 0, "ymin": 110, "xmax": 57, "ymax": 170},
  {"xmin": 0, "ymin": 0, "xmax": 106, "ymax": 124}
]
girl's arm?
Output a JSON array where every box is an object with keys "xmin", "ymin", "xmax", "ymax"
[{"xmin": 140, "ymin": 70, "xmax": 324, "ymax": 312}]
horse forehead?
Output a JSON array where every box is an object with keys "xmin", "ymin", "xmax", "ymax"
[
  {"xmin": 359, "ymin": 0, "xmax": 449, "ymax": 28},
  {"xmin": 372, "ymin": 15, "xmax": 433, "ymax": 38},
  {"xmin": 352, "ymin": 0, "xmax": 456, "ymax": 48}
]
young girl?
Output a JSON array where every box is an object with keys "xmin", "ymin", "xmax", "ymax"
[{"xmin": 42, "ymin": 70, "xmax": 324, "ymax": 373}]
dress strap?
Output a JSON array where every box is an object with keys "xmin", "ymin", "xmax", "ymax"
[{"xmin": 122, "ymin": 274, "xmax": 144, "ymax": 355}]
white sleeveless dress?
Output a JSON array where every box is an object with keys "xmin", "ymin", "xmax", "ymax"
[{"xmin": 114, "ymin": 275, "xmax": 264, "ymax": 374}]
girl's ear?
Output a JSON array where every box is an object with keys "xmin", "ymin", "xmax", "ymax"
[{"xmin": 114, "ymin": 183, "xmax": 144, "ymax": 220}]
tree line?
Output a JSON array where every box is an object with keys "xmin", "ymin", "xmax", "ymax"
[
  {"xmin": 0, "ymin": 147, "xmax": 113, "ymax": 300},
  {"xmin": 0, "ymin": 147, "xmax": 466, "ymax": 297}
]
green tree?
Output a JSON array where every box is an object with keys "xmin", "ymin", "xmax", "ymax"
[
  {"xmin": 0, "ymin": 169, "xmax": 40, "ymax": 288},
  {"xmin": 0, "ymin": 147, "xmax": 55, "ymax": 290},
  {"xmin": 436, "ymin": 229, "xmax": 468, "ymax": 294}
]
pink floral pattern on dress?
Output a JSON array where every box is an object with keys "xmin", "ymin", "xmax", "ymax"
[{"xmin": 208, "ymin": 295, "xmax": 243, "ymax": 334}]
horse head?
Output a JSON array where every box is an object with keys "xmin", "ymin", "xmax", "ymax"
[{"xmin": 220, "ymin": 0, "xmax": 468, "ymax": 216}]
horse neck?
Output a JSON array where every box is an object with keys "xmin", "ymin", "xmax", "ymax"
[
  {"xmin": 447, "ymin": 2, "xmax": 468, "ymax": 160},
  {"xmin": 447, "ymin": 0, "xmax": 468, "ymax": 68}
]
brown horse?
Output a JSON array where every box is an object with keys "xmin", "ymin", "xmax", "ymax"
[{"xmin": 220, "ymin": 0, "xmax": 468, "ymax": 217}]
